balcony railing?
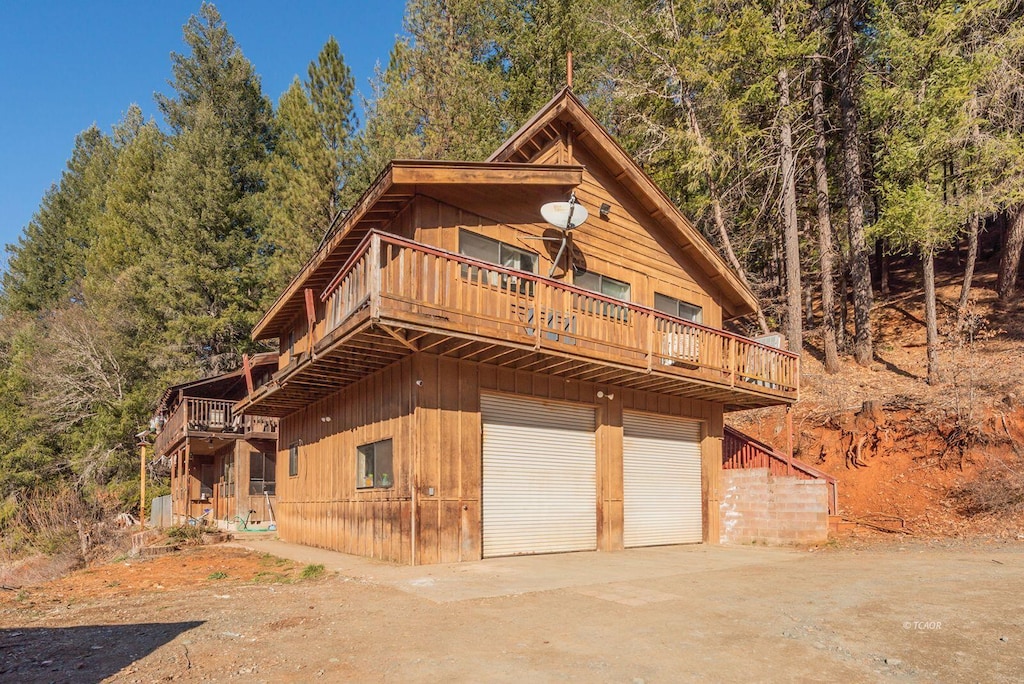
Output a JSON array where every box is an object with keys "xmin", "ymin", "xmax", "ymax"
[
  {"xmin": 154, "ymin": 397, "xmax": 280, "ymax": 456},
  {"xmin": 320, "ymin": 231, "xmax": 798, "ymax": 400}
]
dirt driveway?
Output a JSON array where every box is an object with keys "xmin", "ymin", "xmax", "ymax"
[{"xmin": 2, "ymin": 539, "xmax": 1022, "ymax": 682}]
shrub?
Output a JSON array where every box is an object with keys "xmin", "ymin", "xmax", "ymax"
[
  {"xmin": 948, "ymin": 473, "xmax": 1024, "ymax": 516},
  {"xmin": 300, "ymin": 563, "xmax": 325, "ymax": 580},
  {"xmin": 166, "ymin": 524, "xmax": 204, "ymax": 545}
]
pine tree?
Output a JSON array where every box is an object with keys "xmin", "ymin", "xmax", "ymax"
[
  {"xmin": 866, "ymin": 0, "xmax": 979, "ymax": 384},
  {"xmin": 262, "ymin": 37, "xmax": 357, "ymax": 292},
  {"xmin": 2, "ymin": 127, "xmax": 115, "ymax": 313},
  {"xmin": 150, "ymin": 3, "xmax": 274, "ymax": 373}
]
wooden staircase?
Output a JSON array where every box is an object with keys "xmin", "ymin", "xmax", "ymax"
[{"xmin": 723, "ymin": 425, "xmax": 838, "ymax": 515}]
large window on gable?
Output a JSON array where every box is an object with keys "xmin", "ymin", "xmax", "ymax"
[{"xmin": 654, "ymin": 293, "xmax": 703, "ymax": 324}]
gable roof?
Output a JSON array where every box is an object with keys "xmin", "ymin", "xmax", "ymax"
[
  {"xmin": 489, "ymin": 88, "xmax": 759, "ymax": 319},
  {"xmin": 157, "ymin": 352, "xmax": 278, "ymax": 414},
  {"xmin": 252, "ymin": 160, "xmax": 583, "ymax": 340},
  {"xmin": 252, "ymin": 89, "xmax": 759, "ymax": 341}
]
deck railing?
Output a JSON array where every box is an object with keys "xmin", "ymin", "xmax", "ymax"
[
  {"xmin": 321, "ymin": 231, "xmax": 799, "ymax": 399},
  {"xmin": 154, "ymin": 397, "xmax": 280, "ymax": 456}
]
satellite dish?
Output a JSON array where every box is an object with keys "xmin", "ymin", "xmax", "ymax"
[
  {"xmin": 541, "ymin": 200, "xmax": 589, "ymax": 230},
  {"xmin": 524, "ymin": 192, "xmax": 588, "ymax": 277}
]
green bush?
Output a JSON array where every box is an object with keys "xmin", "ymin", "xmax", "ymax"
[{"xmin": 300, "ymin": 563, "xmax": 326, "ymax": 580}]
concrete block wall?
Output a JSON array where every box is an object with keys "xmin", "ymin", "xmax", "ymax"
[{"xmin": 720, "ymin": 468, "xmax": 829, "ymax": 545}]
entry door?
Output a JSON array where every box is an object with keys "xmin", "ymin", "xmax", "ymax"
[
  {"xmin": 481, "ymin": 393, "xmax": 597, "ymax": 558},
  {"xmin": 622, "ymin": 411, "xmax": 702, "ymax": 547}
]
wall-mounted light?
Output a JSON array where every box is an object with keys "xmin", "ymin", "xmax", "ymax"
[
  {"xmin": 320, "ymin": 416, "xmax": 332, "ymax": 423},
  {"xmin": 599, "ymin": 203, "xmax": 611, "ymax": 219},
  {"xmin": 596, "ymin": 391, "xmax": 615, "ymax": 400}
]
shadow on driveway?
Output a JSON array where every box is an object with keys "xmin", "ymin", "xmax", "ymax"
[{"xmin": 0, "ymin": 621, "xmax": 203, "ymax": 683}]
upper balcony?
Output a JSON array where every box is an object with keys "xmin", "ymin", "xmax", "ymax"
[
  {"xmin": 238, "ymin": 231, "xmax": 798, "ymax": 417},
  {"xmin": 154, "ymin": 396, "xmax": 279, "ymax": 457}
]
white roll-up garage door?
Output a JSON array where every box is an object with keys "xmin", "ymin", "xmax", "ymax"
[
  {"xmin": 481, "ymin": 393, "xmax": 596, "ymax": 558},
  {"xmin": 623, "ymin": 411, "xmax": 702, "ymax": 547}
]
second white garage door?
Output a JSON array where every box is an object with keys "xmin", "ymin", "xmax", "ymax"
[
  {"xmin": 623, "ymin": 411, "xmax": 703, "ymax": 547},
  {"xmin": 481, "ymin": 393, "xmax": 596, "ymax": 558}
]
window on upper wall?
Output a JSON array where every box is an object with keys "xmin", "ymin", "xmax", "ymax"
[
  {"xmin": 654, "ymin": 293, "xmax": 703, "ymax": 324},
  {"xmin": 249, "ymin": 451, "xmax": 276, "ymax": 496},
  {"xmin": 459, "ymin": 229, "xmax": 537, "ymax": 294},
  {"xmin": 288, "ymin": 442, "xmax": 299, "ymax": 477},
  {"xmin": 357, "ymin": 439, "xmax": 394, "ymax": 489},
  {"xmin": 574, "ymin": 270, "xmax": 631, "ymax": 320}
]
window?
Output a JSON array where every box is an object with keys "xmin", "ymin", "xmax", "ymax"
[
  {"xmin": 249, "ymin": 451, "xmax": 276, "ymax": 496},
  {"xmin": 288, "ymin": 442, "xmax": 299, "ymax": 477},
  {"xmin": 654, "ymin": 293, "xmax": 703, "ymax": 324},
  {"xmin": 574, "ymin": 271, "xmax": 631, "ymax": 320},
  {"xmin": 459, "ymin": 229, "xmax": 537, "ymax": 294},
  {"xmin": 357, "ymin": 439, "xmax": 394, "ymax": 489}
]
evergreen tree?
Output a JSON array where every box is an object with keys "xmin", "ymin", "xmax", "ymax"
[
  {"xmin": 2, "ymin": 127, "xmax": 115, "ymax": 314},
  {"xmin": 866, "ymin": 0, "xmax": 980, "ymax": 384},
  {"xmin": 150, "ymin": 3, "xmax": 274, "ymax": 373},
  {"xmin": 262, "ymin": 37, "xmax": 357, "ymax": 292}
]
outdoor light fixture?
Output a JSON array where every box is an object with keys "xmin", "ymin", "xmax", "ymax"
[
  {"xmin": 596, "ymin": 391, "xmax": 615, "ymax": 400},
  {"xmin": 320, "ymin": 416, "xmax": 332, "ymax": 423},
  {"xmin": 599, "ymin": 203, "xmax": 611, "ymax": 219}
]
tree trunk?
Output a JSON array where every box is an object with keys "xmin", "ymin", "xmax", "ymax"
[
  {"xmin": 778, "ymin": 62, "xmax": 803, "ymax": 355},
  {"xmin": 836, "ymin": 0, "xmax": 874, "ymax": 366},
  {"xmin": 876, "ymin": 239, "xmax": 890, "ymax": 298},
  {"xmin": 810, "ymin": 36, "xmax": 840, "ymax": 373},
  {"xmin": 923, "ymin": 247, "xmax": 941, "ymax": 385},
  {"xmin": 956, "ymin": 213, "xmax": 980, "ymax": 328},
  {"xmin": 997, "ymin": 205, "xmax": 1024, "ymax": 302},
  {"xmin": 838, "ymin": 257, "xmax": 849, "ymax": 351},
  {"xmin": 684, "ymin": 98, "xmax": 771, "ymax": 334},
  {"xmin": 805, "ymin": 276, "xmax": 814, "ymax": 326}
]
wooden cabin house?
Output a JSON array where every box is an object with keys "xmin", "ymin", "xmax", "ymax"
[
  {"xmin": 154, "ymin": 353, "xmax": 280, "ymax": 528},
  {"xmin": 234, "ymin": 90, "xmax": 799, "ymax": 563}
]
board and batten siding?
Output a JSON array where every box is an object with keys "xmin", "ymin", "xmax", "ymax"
[
  {"xmin": 275, "ymin": 353, "xmax": 725, "ymax": 565},
  {"xmin": 276, "ymin": 356, "xmax": 416, "ymax": 564}
]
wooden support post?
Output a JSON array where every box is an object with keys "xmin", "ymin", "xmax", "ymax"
[
  {"xmin": 304, "ymin": 287, "xmax": 317, "ymax": 354},
  {"xmin": 785, "ymin": 405, "xmax": 794, "ymax": 476},
  {"xmin": 369, "ymin": 233, "xmax": 382, "ymax": 320},
  {"xmin": 729, "ymin": 337, "xmax": 736, "ymax": 387},
  {"xmin": 534, "ymin": 280, "xmax": 544, "ymax": 349},
  {"xmin": 139, "ymin": 442, "xmax": 147, "ymax": 528},
  {"xmin": 242, "ymin": 353, "xmax": 254, "ymax": 394}
]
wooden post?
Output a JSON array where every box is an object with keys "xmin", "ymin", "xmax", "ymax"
[
  {"xmin": 304, "ymin": 287, "xmax": 317, "ymax": 354},
  {"xmin": 567, "ymin": 51, "xmax": 573, "ymax": 89},
  {"xmin": 785, "ymin": 405, "xmax": 794, "ymax": 476},
  {"xmin": 242, "ymin": 353, "xmax": 254, "ymax": 394},
  {"xmin": 369, "ymin": 233, "xmax": 382, "ymax": 320},
  {"xmin": 729, "ymin": 337, "xmax": 736, "ymax": 387},
  {"xmin": 534, "ymin": 280, "xmax": 544, "ymax": 349},
  {"xmin": 139, "ymin": 442, "xmax": 147, "ymax": 527}
]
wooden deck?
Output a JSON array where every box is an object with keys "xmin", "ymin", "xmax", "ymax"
[
  {"xmin": 154, "ymin": 397, "xmax": 279, "ymax": 457},
  {"xmin": 239, "ymin": 231, "xmax": 799, "ymax": 417}
]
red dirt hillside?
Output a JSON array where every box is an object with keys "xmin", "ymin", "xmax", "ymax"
[{"xmin": 728, "ymin": 250, "xmax": 1024, "ymax": 539}]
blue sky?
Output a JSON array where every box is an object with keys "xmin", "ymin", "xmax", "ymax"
[{"xmin": 0, "ymin": 1, "xmax": 407, "ymax": 261}]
